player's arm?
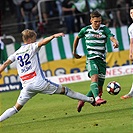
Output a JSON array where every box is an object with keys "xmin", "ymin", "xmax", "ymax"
[
  {"xmin": 72, "ymin": 36, "xmax": 82, "ymax": 59},
  {"xmin": 110, "ymin": 36, "xmax": 119, "ymax": 49},
  {"xmin": 0, "ymin": 59, "xmax": 12, "ymax": 75},
  {"xmin": 129, "ymin": 38, "xmax": 133, "ymax": 61},
  {"xmin": 38, "ymin": 33, "xmax": 64, "ymax": 47}
]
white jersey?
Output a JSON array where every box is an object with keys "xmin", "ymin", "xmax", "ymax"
[
  {"xmin": 8, "ymin": 42, "xmax": 61, "ymax": 106},
  {"xmin": 8, "ymin": 42, "xmax": 45, "ymax": 86},
  {"xmin": 128, "ymin": 23, "xmax": 133, "ymax": 38}
]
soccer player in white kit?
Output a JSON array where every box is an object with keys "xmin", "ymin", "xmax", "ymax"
[
  {"xmin": 0, "ymin": 29, "xmax": 94, "ymax": 122},
  {"xmin": 121, "ymin": 7, "xmax": 133, "ymax": 99}
]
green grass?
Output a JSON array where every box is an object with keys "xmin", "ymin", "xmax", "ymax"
[{"xmin": 0, "ymin": 75, "xmax": 133, "ymax": 133}]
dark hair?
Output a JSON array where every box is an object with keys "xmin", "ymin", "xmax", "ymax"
[
  {"xmin": 90, "ymin": 10, "xmax": 101, "ymax": 18},
  {"xmin": 130, "ymin": 6, "xmax": 133, "ymax": 10}
]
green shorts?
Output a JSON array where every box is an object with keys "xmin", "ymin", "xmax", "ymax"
[{"xmin": 86, "ymin": 57, "xmax": 106, "ymax": 86}]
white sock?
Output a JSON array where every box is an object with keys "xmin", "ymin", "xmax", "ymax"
[
  {"xmin": 95, "ymin": 96, "xmax": 100, "ymax": 101},
  {"xmin": 0, "ymin": 106, "xmax": 18, "ymax": 122},
  {"xmin": 64, "ymin": 87, "xmax": 94, "ymax": 103},
  {"xmin": 128, "ymin": 83, "xmax": 133, "ymax": 96}
]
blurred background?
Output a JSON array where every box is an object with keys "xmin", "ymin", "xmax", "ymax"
[
  {"xmin": 1, "ymin": 0, "xmax": 133, "ymax": 42},
  {"xmin": 0, "ymin": 0, "xmax": 133, "ymax": 91}
]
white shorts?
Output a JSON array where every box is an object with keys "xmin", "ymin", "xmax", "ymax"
[{"xmin": 17, "ymin": 79, "xmax": 62, "ymax": 106}]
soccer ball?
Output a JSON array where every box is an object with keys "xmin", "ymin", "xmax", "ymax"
[{"xmin": 107, "ymin": 81, "xmax": 121, "ymax": 95}]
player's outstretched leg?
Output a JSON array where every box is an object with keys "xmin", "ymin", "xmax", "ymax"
[
  {"xmin": 55, "ymin": 86, "xmax": 94, "ymax": 111},
  {"xmin": 63, "ymin": 87, "xmax": 96, "ymax": 112},
  {"xmin": 63, "ymin": 87, "xmax": 94, "ymax": 103},
  {"xmin": 54, "ymin": 86, "xmax": 94, "ymax": 112},
  {"xmin": 0, "ymin": 106, "xmax": 18, "ymax": 122},
  {"xmin": 0, "ymin": 102, "xmax": 23, "ymax": 122}
]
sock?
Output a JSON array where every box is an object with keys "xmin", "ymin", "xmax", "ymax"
[
  {"xmin": 64, "ymin": 87, "xmax": 94, "ymax": 103},
  {"xmin": 86, "ymin": 90, "xmax": 93, "ymax": 97},
  {"xmin": 90, "ymin": 82, "xmax": 99, "ymax": 98},
  {"xmin": 128, "ymin": 83, "xmax": 133, "ymax": 96},
  {"xmin": 95, "ymin": 96, "xmax": 100, "ymax": 101},
  {"xmin": 0, "ymin": 106, "xmax": 18, "ymax": 122}
]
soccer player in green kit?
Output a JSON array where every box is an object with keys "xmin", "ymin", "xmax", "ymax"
[{"xmin": 73, "ymin": 10, "xmax": 119, "ymax": 112}]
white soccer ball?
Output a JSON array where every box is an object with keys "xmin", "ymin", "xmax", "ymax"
[{"xmin": 107, "ymin": 81, "xmax": 121, "ymax": 95}]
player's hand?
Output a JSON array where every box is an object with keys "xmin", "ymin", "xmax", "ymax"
[
  {"xmin": 73, "ymin": 53, "xmax": 82, "ymax": 59},
  {"xmin": 53, "ymin": 33, "xmax": 65, "ymax": 38},
  {"xmin": 113, "ymin": 42, "xmax": 119, "ymax": 49},
  {"xmin": 129, "ymin": 54, "xmax": 133, "ymax": 61}
]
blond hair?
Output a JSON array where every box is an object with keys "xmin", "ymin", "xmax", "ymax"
[{"xmin": 21, "ymin": 29, "xmax": 37, "ymax": 42}]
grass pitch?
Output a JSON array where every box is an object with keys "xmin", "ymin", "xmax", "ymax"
[{"xmin": 0, "ymin": 75, "xmax": 133, "ymax": 133}]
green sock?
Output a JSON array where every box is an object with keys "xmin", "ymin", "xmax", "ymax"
[
  {"xmin": 86, "ymin": 90, "xmax": 93, "ymax": 97},
  {"xmin": 90, "ymin": 82, "xmax": 99, "ymax": 98}
]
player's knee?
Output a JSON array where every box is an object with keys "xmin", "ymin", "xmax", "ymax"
[
  {"xmin": 55, "ymin": 86, "xmax": 69, "ymax": 95},
  {"xmin": 60, "ymin": 86, "xmax": 66, "ymax": 94},
  {"xmin": 15, "ymin": 103, "xmax": 23, "ymax": 111},
  {"xmin": 91, "ymin": 74, "xmax": 99, "ymax": 82},
  {"xmin": 60, "ymin": 86, "xmax": 70, "ymax": 95}
]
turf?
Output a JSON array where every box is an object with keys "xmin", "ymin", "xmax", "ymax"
[{"xmin": 0, "ymin": 75, "xmax": 133, "ymax": 133}]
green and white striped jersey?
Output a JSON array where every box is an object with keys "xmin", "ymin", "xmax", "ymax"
[{"xmin": 78, "ymin": 24, "xmax": 114, "ymax": 60}]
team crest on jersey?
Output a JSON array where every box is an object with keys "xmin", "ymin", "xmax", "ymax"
[{"xmin": 94, "ymin": 32, "xmax": 102, "ymax": 38}]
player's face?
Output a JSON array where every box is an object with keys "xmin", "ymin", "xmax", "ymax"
[
  {"xmin": 90, "ymin": 17, "xmax": 102, "ymax": 30},
  {"xmin": 130, "ymin": 9, "xmax": 133, "ymax": 20}
]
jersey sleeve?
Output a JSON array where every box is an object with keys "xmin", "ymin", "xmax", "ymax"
[
  {"xmin": 128, "ymin": 27, "xmax": 133, "ymax": 39},
  {"xmin": 78, "ymin": 27, "xmax": 86, "ymax": 38},
  {"xmin": 8, "ymin": 52, "xmax": 16, "ymax": 62},
  {"xmin": 103, "ymin": 26, "xmax": 114, "ymax": 38},
  {"xmin": 32, "ymin": 42, "xmax": 40, "ymax": 53}
]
